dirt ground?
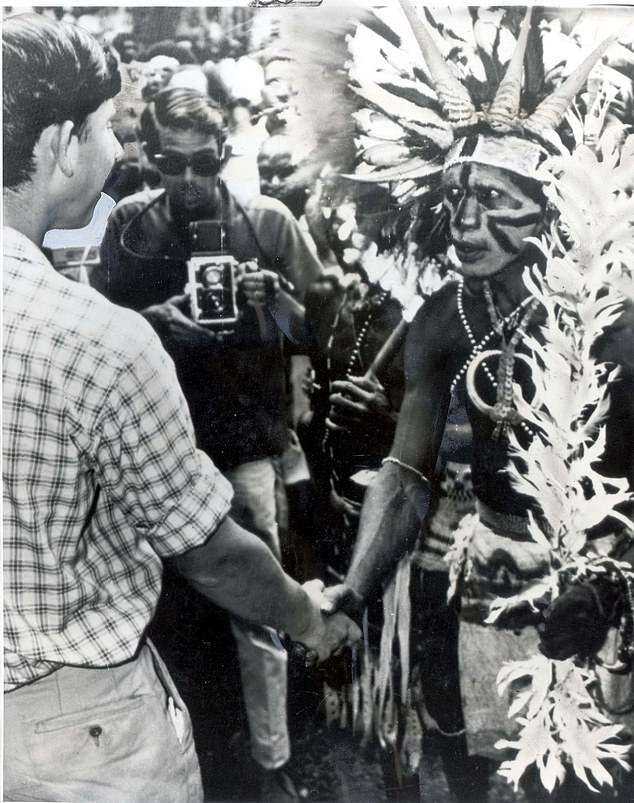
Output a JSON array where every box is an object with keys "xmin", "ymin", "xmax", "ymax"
[
  {"xmin": 150, "ymin": 562, "xmax": 632, "ymax": 803},
  {"xmin": 149, "ymin": 571, "xmax": 531, "ymax": 803}
]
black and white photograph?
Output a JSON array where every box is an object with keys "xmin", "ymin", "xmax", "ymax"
[{"xmin": 3, "ymin": 2, "xmax": 634, "ymax": 801}]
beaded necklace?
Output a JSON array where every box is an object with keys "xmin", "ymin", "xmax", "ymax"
[
  {"xmin": 322, "ymin": 286, "xmax": 389, "ymax": 451},
  {"xmin": 451, "ymin": 278, "xmax": 538, "ymax": 439},
  {"xmin": 450, "ymin": 279, "xmax": 533, "ymax": 394},
  {"xmin": 325, "ymin": 285, "xmax": 390, "ymax": 382}
]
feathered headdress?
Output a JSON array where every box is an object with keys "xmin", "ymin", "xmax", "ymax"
[{"xmin": 349, "ymin": 1, "xmax": 615, "ymax": 188}]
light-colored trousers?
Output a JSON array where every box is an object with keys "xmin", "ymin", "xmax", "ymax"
[
  {"xmin": 4, "ymin": 641, "xmax": 203, "ymax": 803},
  {"xmin": 225, "ymin": 457, "xmax": 290, "ymax": 770}
]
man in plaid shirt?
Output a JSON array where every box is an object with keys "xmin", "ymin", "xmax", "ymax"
[{"xmin": 2, "ymin": 15, "xmax": 359, "ymax": 803}]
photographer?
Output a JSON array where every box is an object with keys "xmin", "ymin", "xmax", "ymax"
[{"xmin": 92, "ymin": 87, "xmax": 322, "ymax": 800}]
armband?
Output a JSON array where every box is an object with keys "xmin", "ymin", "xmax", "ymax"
[{"xmin": 381, "ymin": 456, "xmax": 430, "ymax": 485}]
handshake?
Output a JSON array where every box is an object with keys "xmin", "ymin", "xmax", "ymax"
[{"xmin": 293, "ymin": 580, "xmax": 363, "ymax": 664}]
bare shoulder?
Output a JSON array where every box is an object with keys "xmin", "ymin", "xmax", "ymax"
[{"xmin": 406, "ymin": 281, "xmax": 462, "ymax": 364}]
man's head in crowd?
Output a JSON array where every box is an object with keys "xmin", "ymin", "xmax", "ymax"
[
  {"xmin": 141, "ymin": 55, "xmax": 180, "ymax": 101},
  {"xmin": 143, "ymin": 87, "xmax": 225, "ymax": 218},
  {"xmin": 3, "ymin": 14, "xmax": 122, "ymax": 234},
  {"xmin": 205, "ymin": 22, "xmax": 227, "ymax": 64},
  {"xmin": 112, "ymin": 31, "xmax": 139, "ymax": 64},
  {"xmin": 257, "ymin": 135, "xmax": 307, "ymax": 218},
  {"xmin": 262, "ymin": 59, "xmax": 292, "ymax": 108}
]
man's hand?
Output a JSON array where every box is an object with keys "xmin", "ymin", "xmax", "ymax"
[
  {"xmin": 142, "ymin": 294, "xmax": 227, "ymax": 348},
  {"xmin": 538, "ymin": 580, "xmax": 620, "ymax": 661},
  {"xmin": 295, "ymin": 580, "xmax": 361, "ymax": 663},
  {"xmin": 320, "ymin": 582, "xmax": 365, "ymax": 627},
  {"xmin": 327, "ymin": 374, "xmax": 396, "ymax": 433},
  {"xmin": 237, "ymin": 262, "xmax": 280, "ymax": 309}
]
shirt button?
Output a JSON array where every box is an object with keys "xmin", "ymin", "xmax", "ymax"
[{"xmin": 89, "ymin": 725, "xmax": 102, "ymax": 738}]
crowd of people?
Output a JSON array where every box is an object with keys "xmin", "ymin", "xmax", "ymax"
[{"xmin": 3, "ymin": 5, "xmax": 634, "ymax": 803}]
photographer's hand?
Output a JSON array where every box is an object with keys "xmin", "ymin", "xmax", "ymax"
[
  {"xmin": 142, "ymin": 294, "xmax": 226, "ymax": 350},
  {"xmin": 237, "ymin": 262, "xmax": 307, "ymax": 347},
  {"xmin": 238, "ymin": 263, "xmax": 280, "ymax": 308}
]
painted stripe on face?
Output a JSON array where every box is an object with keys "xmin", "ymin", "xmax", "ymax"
[
  {"xmin": 488, "ymin": 219, "xmax": 521, "ymax": 254},
  {"xmin": 487, "ymin": 196, "xmax": 543, "ymax": 255},
  {"xmin": 460, "ymin": 136, "xmax": 479, "ymax": 160},
  {"xmin": 449, "ymin": 163, "xmax": 472, "ymax": 224},
  {"xmin": 503, "ymin": 170, "xmax": 546, "ymax": 207},
  {"xmin": 488, "ymin": 210, "xmax": 543, "ymax": 227}
]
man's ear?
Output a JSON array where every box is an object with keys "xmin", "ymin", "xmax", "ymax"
[{"xmin": 44, "ymin": 120, "xmax": 78, "ymax": 179}]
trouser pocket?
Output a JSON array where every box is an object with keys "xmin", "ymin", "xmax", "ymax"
[{"xmin": 15, "ymin": 649, "xmax": 203, "ymax": 803}]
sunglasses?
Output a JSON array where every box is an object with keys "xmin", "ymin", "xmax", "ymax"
[
  {"xmin": 153, "ymin": 149, "xmax": 222, "ymax": 176},
  {"xmin": 260, "ymin": 164, "xmax": 296, "ymax": 181}
]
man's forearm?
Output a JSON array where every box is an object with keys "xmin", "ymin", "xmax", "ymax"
[
  {"xmin": 174, "ymin": 515, "xmax": 315, "ymax": 640},
  {"xmin": 346, "ymin": 461, "xmax": 431, "ymax": 601}
]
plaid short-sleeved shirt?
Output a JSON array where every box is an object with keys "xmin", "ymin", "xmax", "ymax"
[{"xmin": 3, "ymin": 227, "xmax": 233, "ymax": 691}]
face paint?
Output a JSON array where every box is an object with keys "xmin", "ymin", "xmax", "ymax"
[{"xmin": 442, "ymin": 162, "xmax": 544, "ymax": 278}]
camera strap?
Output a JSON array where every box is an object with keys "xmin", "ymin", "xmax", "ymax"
[{"xmin": 118, "ymin": 184, "xmax": 294, "ymax": 294}]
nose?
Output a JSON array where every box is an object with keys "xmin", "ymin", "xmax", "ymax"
[
  {"xmin": 455, "ymin": 192, "xmax": 481, "ymax": 230},
  {"xmin": 183, "ymin": 165, "xmax": 194, "ymax": 182},
  {"xmin": 270, "ymin": 174, "xmax": 281, "ymax": 187}
]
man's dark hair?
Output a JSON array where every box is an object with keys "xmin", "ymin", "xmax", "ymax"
[
  {"xmin": 145, "ymin": 40, "xmax": 197, "ymax": 66},
  {"xmin": 142, "ymin": 87, "xmax": 226, "ymax": 159},
  {"xmin": 112, "ymin": 31, "xmax": 137, "ymax": 58},
  {"xmin": 3, "ymin": 14, "xmax": 121, "ymax": 189}
]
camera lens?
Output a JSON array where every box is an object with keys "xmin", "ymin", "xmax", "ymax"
[{"xmin": 202, "ymin": 266, "xmax": 223, "ymax": 286}]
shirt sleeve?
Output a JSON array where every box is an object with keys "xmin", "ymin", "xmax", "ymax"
[
  {"xmin": 94, "ymin": 318, "xmax": 233, "ymax": 558},
  {"xmin": 262, "ymin": 201, "xmax": 323, "ymax": 301}
]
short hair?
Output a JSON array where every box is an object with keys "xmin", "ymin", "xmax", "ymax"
[
  {"xmin": 145, "ymin": 40, "xmax": 197, "ymax": 66},
  {"xmin": 3, "ymin": 14, "xmax": 121, "ymax": 189},
  {"xmin": 112, "ymin": 31, "xmax": 137, "ymax": 55},
  {"xmin": 142, "ymin": 87, "xmax": 225, "ymax": 159}
]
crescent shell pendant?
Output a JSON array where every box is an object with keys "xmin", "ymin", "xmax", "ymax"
[{"xmin": 465, "ymin": 349, "xmax": 534, "ymax": 425}]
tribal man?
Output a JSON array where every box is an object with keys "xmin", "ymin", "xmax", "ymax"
[{"xmin": 324, "ymin": 4, "xmax": 634, "ymax": 799}]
